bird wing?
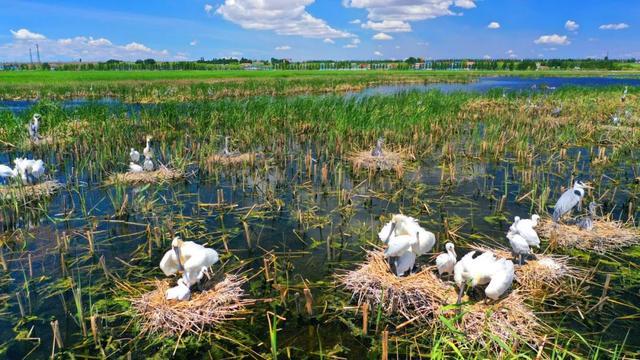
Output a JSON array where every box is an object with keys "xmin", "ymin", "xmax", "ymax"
[
  {"xmin": 182, "ymin": 250, "xmax": 208, "ymax": 286},
  {"xmin": 159, "ymin": 250, "xmax": 179, "ymax": 276},
  {"xmin": 516, "ymin": 222, "xmax": 540, "ymax": 247},
  {"xmin": 553, "ymin": 190, "xmax": 578, "ymax": 221},
  {"xmin": 378, "ymin": 221, "xmax": 394, "ymax": 243},
  {"xmin": 411, "ymin": 229, "xmax": 435, "ymax": 256},
  {"xmin": 485, "ymin": 260, "xmax": 514, "ymax": 300},
  {"xmin": 384, "ymin": 235, "xmax": 413, "ymax": 257},
  {"xmin": 394, "ymin": 251, "xmax": 416, "ymax": 276}
]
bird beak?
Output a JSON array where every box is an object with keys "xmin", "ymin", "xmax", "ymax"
[
  {"xmin": 173, "ymin": 246, "xmax": 184, "ymax": 272},
  {"xmin": 385, "ymin": 222, "xmax": 396, "ymax": 243},
  {"xmin": 582, "ymin": 183, "xmax": 594, "ymax": 189}
]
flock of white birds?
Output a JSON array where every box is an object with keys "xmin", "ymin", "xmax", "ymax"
[
  {"xmin": 128, "ymin": 135, "xmax": 155, "ymax": 173},
  {"xmin": 0, "ymin": 114, "xmax": 46, "ymax": 185}
]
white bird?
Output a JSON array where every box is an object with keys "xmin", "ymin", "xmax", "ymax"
[
  {"xmin": 552, "ymin": 181, "xmax": 590, "ymax": 223},
  {"xmin": 371, "ymin": 137, "xmax": 384, "ymax": 157},
  {"xmin": 143, "ymin": 135, "xmax": 153, "ymax": 159},
  {"xmin": 129, "ymin": 162, "xmax": 143, "ymax": 173},
  {"xmin": 28, "ymin": 114, "xmax": 41, "ymax": 140},
  {"xmin": 0, "ymin": 164, "xmax": 17, "ymax": 182},
  {"xmin": 379, "ymin": 214, "xmax": 436, "ymax": 276},
  {"xmin": 130, "ymin": 148, "xmax": 140, "ymax": 163},
  {"xmin": 29, "ymin": 159, "xmax": 45, "ymax": 181},
  {"xmin": 621, "ymin": 86, "xmax": 628, "ymax": 102},
  {"xmin": 160, "ymin": 236, "xmax": 219, "ymax": 289},
  {"xmin": 143, "ymin": 156, "xmax": 154, "ymax": 172},
  {"xmin": 393, "ymin": 251, "xmax": 416, "ymax": 277},
  {"xmin": 507, "ymin": 230, "xmax": 531, "ymax": 265},
  {"xmin": 435, "ymin": 242, "xmax": 456, "ymax": 276},
  {"xmin": 454, "ymin": 251, "xmax": 514, "ymax": 303},
  {"xmin": 166, "ymin": 281, "xmax": 191, "ymax": 301},
  {"xmin": 13, "ymin": 158, "xmax": 44, "ymax": 184},
  {"xmin": 509, "ymin": 215, "xmax": 540, "ymax": 248}
]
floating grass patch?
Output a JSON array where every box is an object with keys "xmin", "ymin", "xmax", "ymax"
[
  {"xmin": 337, "ymin": 250, "xmax": 449, "ymax": 323},
  {"xmin": 538, "ymin": 217, "xmax": 640, "ymax": 253},
  {"xmin": 130, "ymin": 275, "xmax": 254, "ymax": 336},
  {"xmin": 106, "ymin": 166, "xmax": 184, "ymax": 185},
  {"xmin": 0, "ymin": 180, "xmax": 62, "ymax": 202},
  {"xmin": 348, "ymin": 149, "xmax": 409, "ymax": 173},
  {"xmin": 206, "ymin": 152, "xmax": 262, "ymax": 166}
]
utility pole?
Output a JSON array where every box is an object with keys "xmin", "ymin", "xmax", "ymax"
[
  {"xmin": 36, "ymin": 43, "xmax": 41, "ymax": 64},
  {"xmin": 29, "ymin": 48, "xmax": 34, "ymax": 66}
]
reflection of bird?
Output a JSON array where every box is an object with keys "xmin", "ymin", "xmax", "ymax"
[
  {"xmin": 552, "ymin": 181, "xmax": 591, "ymax": 222},
  {"xmin": 143, "ymin": 135, "xmax": 153, "ymax": 159},
  {"xmin": 435, "ymin": 242, "xmax": 456, "ymax": 276},
  {"xmin": 454, "ymin": 251, "xmax": 514, "ymax": 303},
  {"xmin": 371, "ymin": 137, "xmax": 384, "ymax": 157},
  {"xmin": 379, "ymin": 214, "xmax": 436, "ymax": 276},
  {"xmin": 577, "ymin": 202, "xmax": 598, "ymax": 231},
  {"xmin": 160, "ymin": 237, "xmax": 220, "ymax": 300},
  {"xmin": 129, "ymin": 162, "xmax": 143, "ymax": 173},
  {"xmin": 130, "ymin": 148, "xmax": 140, "ymax": 163},
  {"xmin": 509, "ymin": 215, "xmax": 540, "ymax": 248},
  {"xmin": 143, "ymin": 156, "xmax": 154, "ymax": 172}
]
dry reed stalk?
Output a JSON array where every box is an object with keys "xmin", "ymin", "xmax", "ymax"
[
  {"xmin": 207, "ymin": 152, "xmax": 260, "ymax": 166},
  {"xmin": 538, "ymin": 217, "xmax": 640, "ymax": 253},
  {"xmin": 348, "ymin": 149, "xmax": 409, "ymax": 173},
  {"xmin": 0, "ymin": 180, "xmax": 62, "ymax": 202},
  {"xmin": 130, "ymin": 275, "xmax": 254, "ymax": 336},
  {"xmin": 106, "ymin": 166, "xmax": 184, "ymax": 185}
]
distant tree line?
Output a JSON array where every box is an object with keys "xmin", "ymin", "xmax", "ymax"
[{"xmin": 1, "ymin": 57, "xmax": 637, "ymax": 71}]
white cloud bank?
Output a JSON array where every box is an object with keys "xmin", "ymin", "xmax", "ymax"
[
  {"xmin": 487, "ymin": 22, "xmax": 500, "ymax": 29},
  {"xmin": 373, "ymin": 32, "xmax": 393, "ymax": 40},
  {"xmin": 534, "ymin": 34, "xmax": 570, "ymax": 45},
  {"xmin": 11, "ymin": 28, "xmax": 46, "ymax": 40},
  {"xmin": 599, "ymin": 23, "xmax": 629, "ymax": 30},
  {"xmin": 565, "ymin": 20, "xmax": 579, "ymax": 31}
]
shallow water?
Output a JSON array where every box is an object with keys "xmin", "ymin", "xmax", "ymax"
[{"xmin": 0, "ymin": 95, "xmax": 639, "ymax": 358}]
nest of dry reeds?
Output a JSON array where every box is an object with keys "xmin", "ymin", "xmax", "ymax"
[
  {"xmin": 130, "ymin": 275, "xmax": 254, "ymax": 336},
  {"xmin": 0, "ymin": 180, "xmax": 63, "ymax": 202},
  {"xmin": 538, "ymin": 217, "xmax": 640, "ymax": 253},
  {"xmin": 337, "ymin": 250, "xmax": 449, "ymax": 322},
  {"xmin": 207, "ymin": 152, "xmax": 262, "ymax": 166},
  {"xmin": 107, "ymin": 166, "xmax": 184, "ymax": 185},
  {"xmin": 339, "ymin": 250, "xmax": 545, "ymax": 349},
  {"xmin": 348, "ymin": 150, "xmax": 409, "ymax": 173}
]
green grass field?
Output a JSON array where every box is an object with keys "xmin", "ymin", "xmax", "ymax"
[{"xmin": 1, "ymin": 68, "xmax": 639, "ymax": 85}]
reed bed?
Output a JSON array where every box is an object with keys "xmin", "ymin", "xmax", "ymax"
[
  {"xmin": 106, "ymin": 166, "xmax": 184, "ymax": 185},
  {"xmin": 130, "ymin": 275, "xmax": 254, "ymax": 336},
  {"xmin": 207, "ymin": 152, "xmax": 261, "ymax": 166},
  {"xmin": 0, "ymin": 180, "xmax": 62, "ymax": 202},
  {"xmin": 348, "ymin": 149, "xmax": 409, "ymax": 173},
  {"xmin": 538, "ymin": 217, "xmax": 640, "ymax": 253}
]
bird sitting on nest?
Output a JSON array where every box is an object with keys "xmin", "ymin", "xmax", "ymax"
[
  {"xmin": 371, "ymin": 137, "xmax": 384, "ymax": 157},
  {"xmin": 454, "ymin": 250, "xmax": 514, "ymax": 304},
  {"xmin": 160, "ymin": 236, "xmax": 220, "ymax": 301},
  {"xmin": 379, "ymin": 214, "xmax": 435, "ymax": 276}
]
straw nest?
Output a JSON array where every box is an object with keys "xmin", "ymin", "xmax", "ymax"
[
  {"xmin": 131, "ymin": 275, "xmax": 254, "ymax": 336},
  {"xmin": 207, "ymin": 152, "xmax": 262, "ymax": 166},
  {"xmin": 338, "ymin": 251, "xmax": 545, "ymax": 349},
  {"xmin": 107, "ymin": 166, "xmax": 184, "ymax": 185},
  {"xmin": 538, "ymin": 217, "xmax": 640, "ymax": 253},
  {"xmin": 0, "ymin": 180, "xmax": 62, "ymax": 202},
  {"xmin": 348, "ymin": 150, "xmax": 409, "ymax": 172}
]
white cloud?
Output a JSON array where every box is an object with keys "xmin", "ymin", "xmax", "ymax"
[
  {"xmin": 343, "ymin": 0, "xmax": 477, "ymax": 27},
  {"xmin": 352, "ymin": 38, "xmax": 361, "ymax": 44},
  {"xmin": 487, "ymin": 21, "xmax": 500, "ymax": 29},
  {"xmin": 343, "ymin": 38, "xmax": 361, "ymax": 48},
  {"xmin": 88, "ymin": 37, "xmax": 112, "ymax": 46},
  {"xmin": 534, "ymin": 34, "xmax": 570, "ymax": 45},
  {"xmin": 230, "ymin": 51, "xmax": 243, "ymax": 57},
  {"xmin": 1, "ymin": 31, "xmax": 173, "ymax": 62},
  {"xmin": 374, "ymin": 51, "xmax": 383, "ymax": 56},
  {"xmin": 275, "ymin": 45, "xmax": 291, "ymax": 51},
  {"xmin": 323, "ymin": 38, "xmax": 335, "ymax": 44},
  {"xmin": 216, "ymin": 0, "xmax": 352, "ymax": 39},
  {"xmin": 10, "ymin": 28, "xmax": 46, "ymax": 40},
  {"xmin": 599, "ymin": 23, "xmax": 629, "ymax": 30},
  {"xmin": 373, "ymin": 32, "xmax": 393, "ymax": 40},
  {"xmin": 190, "ymin": 40, "xmax": 198, "ymax": 46},
  {"xmin": 362, "ymin": 20, "xmax": 411, "ymax": 32},
  {"xmin": 565, "ymin": 20, "xmax": 579, "ymax": 31},
  {"xmin": 483, "ymin": 54, "xmax": 491, "ymax": 59},
  {"xmin": 350, "ymin": 19, "xmax": 362, "ymax": 24},
  {"xmin": 204, "ymin": 4, "xmax": 214, "ymax": 14}
]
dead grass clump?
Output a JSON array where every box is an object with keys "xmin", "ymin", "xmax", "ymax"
[
  {"xmin": 538, "ymin": 217, "xmax": 640, "ymax": 253},
  {"xmin": 207, "ymin": 152, "xmax": 261, "ymax": 166},
  {"xmin": 107, "ymin": 166, "xmax": 184, "ymax": 185},
  {"xmin": 455, "ymin": 291, "xmax": 544, "ymax": 350},
  {"xmin": 348, "ymin": 150, "xmax": 408, "ymax": 172},
  {"xmin": 131, "ymin": 275, "xmax": 254, "ymax": 336},
  {"xmin": 337, "ymin": 250, "xmax": 449, "ymax": 322},
  {"xmin": 0, "ymin": 180, "xmax": 62, "ymax": 202}
]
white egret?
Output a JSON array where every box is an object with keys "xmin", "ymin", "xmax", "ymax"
[
  {"xmin": 143, "ymin": 156, "xmax": 154, "ymax": 172},
  {"xmin": 129, "ymin": 162, "xmax": 143, "ymax": 173},
  {"xmin": 379, "ymin": 214, "xmax": 436, "ymax": 276},
  {"xmin": 130, "ymin": 148, "xmax": 140, "ymax": 163},
  {"xmin": 454, "ymin": 251, "xmax": 515, "ymax": 303},
  {"xmin": 28, "ymin": 113, "xmax": 41, "ymax": 141},
  {"xmin": 552, "ymin": 181, "xmax": 591, "ymax": 223},
  {"xmin": 509, "ymin": 215, "xmax": 540, "ymax": 248},
  {"xmin": 435, "ymin": 242, "xmax": 456, "ymax": 276},
  {"xmin": 143, "ymin": 135, "xmax": 153, "ymax": 159},
  {"xmin": 160, "ymin": 236, "xmax": 220, "ymax": 288},
  {"xmin": 371, "ymin": 137, "xmax": 384, "ymax": 157},
  {"xmin": 621, "ymin": 86, "xmax": 628, "ymax": 102}
]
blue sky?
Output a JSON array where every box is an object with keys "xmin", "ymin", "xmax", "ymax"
[{"xmin": 0, "ymin": 0, "xmax": 638, "ymax": 62}]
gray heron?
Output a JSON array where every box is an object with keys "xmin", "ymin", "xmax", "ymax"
[
  {"xmin": 371, "ymin": 137, "xmax": 384, "ymax": 157},
  {"xmin": 577, "ymin": 202, "xmax": 598, "ymax": 231},
  {"xmin": 552, "ymin": 181, "xmax": 592, "ymax": 222},
  {"xmin": 143, "ymin": 156, "xmax": 154, "ymax": 172},
  {"xmin": 129, "ymin": 162, "xmax": 143, "ymax": 173}
]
